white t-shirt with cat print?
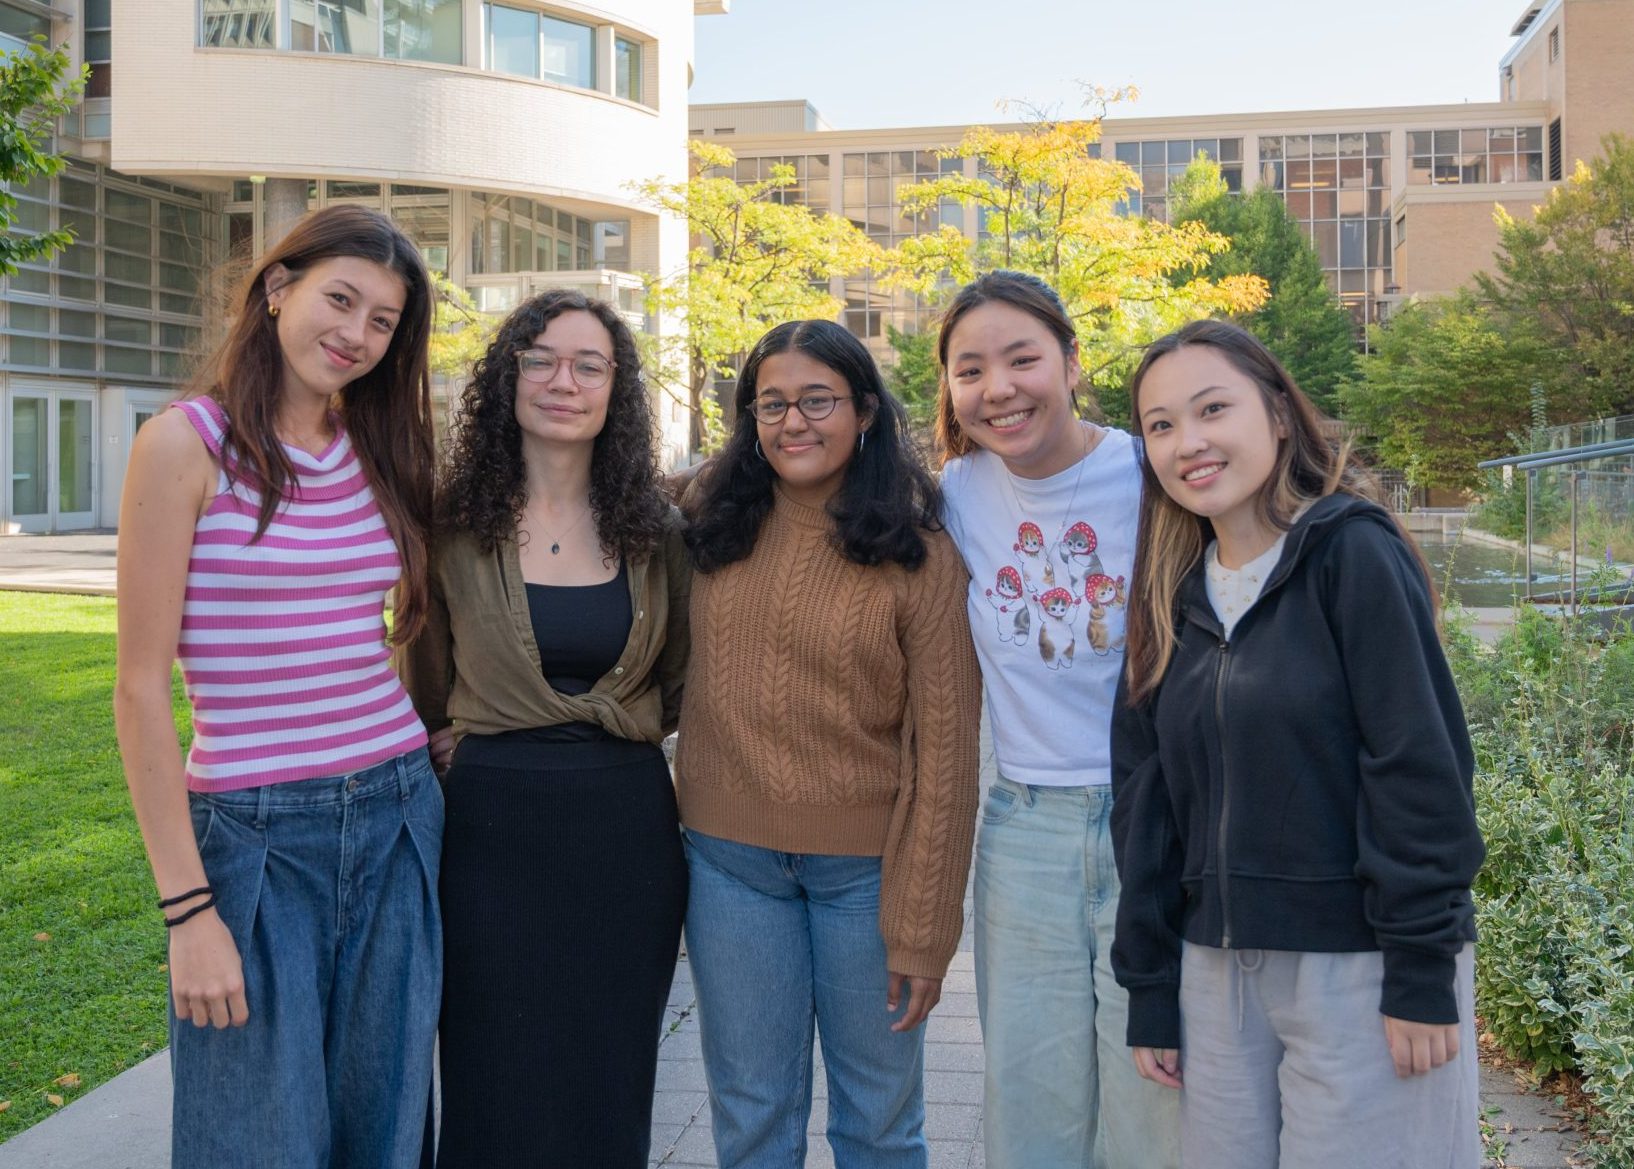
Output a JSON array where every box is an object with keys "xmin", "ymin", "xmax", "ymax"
[{"xmin": 941, "ymin": 427, "xmax": 1142, "ymax": 787}]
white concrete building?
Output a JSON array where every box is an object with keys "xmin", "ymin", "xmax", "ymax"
[{"xmin": 1, "ymin": 0, "xmax": 721, "ymax": 532}]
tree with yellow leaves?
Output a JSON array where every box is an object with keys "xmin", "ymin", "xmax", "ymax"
[
  {"xmin": 886, "ymin": 101, "xmax": 1266, "ymax": 424},
  {"xmin": 632, "ymin": 141, "xmax": 885, "ymax": 453}
]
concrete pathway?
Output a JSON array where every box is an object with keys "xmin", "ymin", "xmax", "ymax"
[{"xmin": 0, "ymin": 534, "xmax": 118, "ymax": 597}]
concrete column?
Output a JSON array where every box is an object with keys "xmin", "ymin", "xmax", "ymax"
[{"xmin": 262, "ymin": 178, "xmax": 309, "ymax": 252}]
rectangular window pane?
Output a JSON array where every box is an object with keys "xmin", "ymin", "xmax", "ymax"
[
  {"xmin": 59, "ymin": 308, "xmax": 98, "ymax": 336},
  {"xmin": 59, "ymin": 177, "xmax": 97, "ymax": 210},
  {"xmin": 58, "ymin": 341, "xmax": 97, "ymax": 371},
  {"xmin": 106, "ymin": 188, "xmax": 152, "ymax": 224},
  {"xmin": 487, "ymin": 5, "xmax": 538, "ymax": 76},
  {"xmin": 540, "ymin": 15, "xmax": 593, "ymax": 88},
  {"xmin": 160, "ymin": 292, "xmax": 197, "ymax": 314},
  {"xmin": 55, "ymin": 398, "xmax": 93, "ymax": 512},
  {"xmin": 106, "ymin": 219, "xmax": 152, "ymax": 253},
  {"xmin": 384, "ymin": 0, "xmax": 461, "ymax": 63},
  {"xmin": 105, "ymin": 315, "xmax": 150, "ymax": 344},
  {"xmin": 201, "ymin": 0, "xmax": 275, "ymax": 47},
  {"xmin": 106, "ymin": 345, "xmax": 151, "ymax": 375},
  {"xmin": 1218, "ymin": 138, "xmax": 1242, "ymax": 163},
  {"xmin": 107, "ymin": 252, "xmax": 151, "ymax": 283},
  {"xmin": 615, "ymin": 37, "xmax": 641, "ymax": 102},
  {"xmin": 291, "ymin": 0, "xmax": 379, "ymax": 55},
  {"xmin": 59, "ymin": 274, "xmax": 97, "ymax": 301},
  {"xmin": 159, "ymin": 262, "xmax": 198, "ymax": 293},
  {"xmin": 1113, "ymin": 141, "xmax": 1140, "ymax": 164},
  {"xmin": 10, "ymin": 303, "xmax": 50, "ymax": 331},
  {"xmin": 10, "ymin": 198, "xmax": 49, "ymax": 232},
  {"xmin": 105, "ymin": 282, "xmax": 150, "ymax": 309}
]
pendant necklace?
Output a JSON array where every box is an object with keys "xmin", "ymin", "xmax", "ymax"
[
  {"xmin": 1003, "ymin": 421, "xmax": 1097, "ymax": 551},
  {"xmin": 531, "ymin": 504, "xmax": 592, "ymax": 555}
]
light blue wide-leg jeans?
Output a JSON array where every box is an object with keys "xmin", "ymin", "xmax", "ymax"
[
  {"xmin": 974, "ymin": 777, "xmax": 1180, "ymax": 1169},
  {"xmin": 683, "ymin": 829, "xmax": 927, "ymax": 1169}
]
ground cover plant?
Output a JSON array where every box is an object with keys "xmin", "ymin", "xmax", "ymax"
[
  {"xmin": 1449, "ymin": 608, "xmax": 1634, "ymax": 1165},
  {"xmin": 0, "ymin": 592, "xmax": 182, "ymax": 1143}
]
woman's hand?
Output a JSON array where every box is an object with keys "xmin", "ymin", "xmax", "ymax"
[
  {"xmin": 428, "ymin": 726, "xmax": 455, "ymax": 774},
  {"xmin": 1133, "ymin": 1046, "xmax": 1183, "ymax": 1089},
  {"xmin": 1383, "ymin": 1015, "xmax": 1460, "ymax": 1077},
  {"xmin": 169, "ymin": 908, "xmax": 250, "ymax": 1028},
  {"xmin": 886, "ymin": 972, "xmax": 943, "ymax": 1032}
]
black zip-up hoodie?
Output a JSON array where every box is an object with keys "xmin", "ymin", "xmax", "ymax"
[{"xmin": 1109, "ymin": 494, "xmax": 1484, "ymax": 1051}]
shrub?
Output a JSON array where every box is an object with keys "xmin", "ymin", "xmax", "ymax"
[{"xmin": 1449, "ymin": 613, "xmax": 1634, "ymax": 1164}]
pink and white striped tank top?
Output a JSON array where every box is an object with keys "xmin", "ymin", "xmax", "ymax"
[{"xmin": 172, "ymin": 397, "xmax": 427, "ymax": 793}]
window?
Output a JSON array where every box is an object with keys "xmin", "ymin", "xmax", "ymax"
[
  {"xmin": 200, "ymin": 0, "xmax": 276, "ymax": 47},
  {"xmin": 0, "ymin": 4, "xmax": 50, "ymax": 58},
  {"xmin": 483, "ymin": 5, "xmax": 594, "ymax": 89},
  {"xmin": 539, "ymin": 14, "xmax": 593, "ymax": 88},
  {"xmin": 1549, "ymin": 118, "xmax": 1563, "ymax": 181},
  {"xmin": 1256, "ymin": 131, "xmax": 1393, "ymax": 323},
  {"xmin": 1406, "ymin": 126, "xmax": 1544, "ymax": 185},
  {"xmin": 383, "ymin": 0, "xmax": 460, "ymax": 63},
  {"xmin": 485, "ymin": 4, "xmax": 538, "ymax": 76},
  {"xmin": 1548, "ymin": 25, "xmax": 1559, "ymax": 61},
  {"xmin": 292, "ymin": 0, "xmax": 380, "ymax": 54},
  {"xmin": 83, "ymin": 0, "xmax": 111, "ymax": 96},
  {"xmin": 1, "ymin": 165, "xmax": 214, "ymax": 380},
  {"xmin": 1109, "ymin": 138, "xmax": 1245, "ymax": 222},
  {"xmin": 615, "ymin": 36, "xmax": 640, "ymax": 102}
]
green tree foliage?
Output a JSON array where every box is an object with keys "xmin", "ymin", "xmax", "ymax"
[
  {"xmin": 883, "ymin": 109, "xmax": 1266, "ymax": 427},
  {"xmin": 1338, "ymin": 291, "xmax": 1555, "ymax": 490},
  {"xmin": 427, "ymin": 276, "xmax": 496, "ymax": 382},
  {"xmin": 1, "ymin": 37, "xmax": 86, "ymax": 275},
  {"xmin": 883, "ymin": 325, "xmax": 940, "ymax": 428},
  {"xmin": 632, "ymin": 141, "xmax": 884, "ymax": 452},
  {"xmin": 1169, "ymin": 155, "xmax": 1359, "ymax": 414},
  {"xmin": 1477, "ymin": 132, "xmax": 1634, "ymax": 419}
]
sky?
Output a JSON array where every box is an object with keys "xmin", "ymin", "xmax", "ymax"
[{"xmin": 688, "ymin": 0, "xmax": 1528, "ymax": 128}]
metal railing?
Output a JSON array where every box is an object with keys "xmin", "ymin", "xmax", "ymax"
[{"xmin": 1477, "ymin": 437, "xmax": 1634, "ymax": 615}]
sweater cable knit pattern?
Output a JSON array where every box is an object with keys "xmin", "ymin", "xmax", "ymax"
[{"xmin": 675, "ymin": 488, "xmax": 982, "ymax": 978}]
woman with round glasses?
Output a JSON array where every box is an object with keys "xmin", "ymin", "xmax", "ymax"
[
  {"xmin": 676, "ymin": 319, "xmax": 981, "ymax": 1167},
  {"xmin": 400, "ymin": 289, "xmax": 690, "ymax": 1168}
]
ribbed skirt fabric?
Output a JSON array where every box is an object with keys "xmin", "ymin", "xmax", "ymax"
[{"xmin": 433, "ymin": 736, "xmax": 687, "ymax": 1169}]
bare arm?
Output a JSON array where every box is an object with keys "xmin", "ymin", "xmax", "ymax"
[{"xmin": 113, "ymin": 410, "xmax": 247, "ymax": 1029}]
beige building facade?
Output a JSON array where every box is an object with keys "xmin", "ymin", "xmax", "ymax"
[
  {"xmin": 692, "ymin": 0, "xmax": 1632, "ymax": 358},
  {"xmin": 1, "ymin": 0, "xmax": 720, "ymax": 532}
]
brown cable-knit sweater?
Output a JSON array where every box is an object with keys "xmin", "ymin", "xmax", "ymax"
[{"xmin": 675, "ymin": 488, "xmax": 982, "ymax": 980}]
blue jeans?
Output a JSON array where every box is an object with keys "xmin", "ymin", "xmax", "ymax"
[
  {"xmin": 683, "ymin": 830, "xmax": 926, "ymax": 1169},
  {"xmin": 170, "ymin": 749, "xmax": 444, "ymax": 1169},
  {"xmin": 974, "ymin": 777, "xmax": 1179, "ymax": 1169}
]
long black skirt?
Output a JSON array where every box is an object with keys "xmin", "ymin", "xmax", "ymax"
[{"xmin": 434, "ymin": 735, "xmax": 687, "ymax": 1169}]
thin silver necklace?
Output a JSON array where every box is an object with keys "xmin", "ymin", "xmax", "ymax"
[
  {"xmin": 1002, "ymin": 422, "xmax": 1098, "ymax": 548},
  {"xmin": 529, "ymin": 503, "xmax": 592, "ymax": 555}
]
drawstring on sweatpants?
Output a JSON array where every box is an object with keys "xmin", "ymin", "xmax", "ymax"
[{"xmin": 1233, "ymin": 949, "xmax": 1264, "ymax": 1032}]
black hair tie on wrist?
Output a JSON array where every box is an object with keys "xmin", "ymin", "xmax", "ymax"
[
  {"xmin": 163, "ymin": 896, "xmax": 217, "ymax": 929},
  {"xmin": 157, "ymin": 885, "xmax": 213, "ymax": 909}
]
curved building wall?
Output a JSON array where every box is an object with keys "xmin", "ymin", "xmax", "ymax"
[{"xmin": 112, "ymin": 1, "xmax": 695, "ymax": 214}]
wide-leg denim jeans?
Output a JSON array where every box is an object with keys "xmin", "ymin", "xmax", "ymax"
[
  {"xmin": 974, "ymin": 776, "xmax": 1179, "ymax": 1169},
  {"xmin": 169, "ymin": 749, "xmax": 444, "ymax": 1169},
  {"xmin": 683, "ymin": 830, "xmax": 927, "ymax": 1169}
]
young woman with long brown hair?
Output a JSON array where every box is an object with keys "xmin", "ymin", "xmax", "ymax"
[{"xmin": 114, "ymin": 204, "xmax": 442, "ymax": 1168}]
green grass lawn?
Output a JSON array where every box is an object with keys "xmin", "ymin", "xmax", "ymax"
[{"xmin": 0, "ymin": 592, "xmax": 188, "ymax": 1144}]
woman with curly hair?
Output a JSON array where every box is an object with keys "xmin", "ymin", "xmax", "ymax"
[
  {"xmin": 677, "ymin": 319, "xmax": 980, "ymax": 1167},
  {"xmin": 400, "ymin": 289, "xmax": 689, "ymax": 1168}
]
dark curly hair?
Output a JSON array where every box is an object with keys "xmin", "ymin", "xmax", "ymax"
[
  {"xmin": 685, "ymin": 319, "xmax": 942, "ymax": 573},
  {"xmin": 436, "ymin": 289, "xmax": 668, "ymax": 561}
]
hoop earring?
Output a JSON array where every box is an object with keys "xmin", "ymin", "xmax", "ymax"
[
  {"xmin": 754, "ymin": 439, "xmax": 767, "ymax": 462},
  {"xmin": 267, "ymin": 304, "xmax": 280, "ymax": 319},
  {"xmin": 858, "ymin": 431, "xmax": 866, "ymax": 452}
]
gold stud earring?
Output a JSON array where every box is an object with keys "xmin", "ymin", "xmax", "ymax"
[{"xmin": 268, "ymin": 304, "xmax": 280, "ymax": 318}]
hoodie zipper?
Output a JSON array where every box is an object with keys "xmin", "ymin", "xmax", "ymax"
[{"xmin": 1213, "ymin": 637, "xmax": 1234, "ymax": 949}]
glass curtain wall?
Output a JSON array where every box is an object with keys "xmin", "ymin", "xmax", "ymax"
[
  {"xmin": 0, "ymin": 165, "xmax": 215, "ymax": 380},
  {"xmin": 1258, "ymin": 132, "xmax": 1392, "ymax": 325},
  {"xmin": 1111, "ymin": 138, "xmax": 1244, "ymax": 221},
  {"xmin": 1407, "ymin": 127, "xmax": 1544, "ymax": 184},
  {"xmin": 200, "ymin": 0, "xmax": 277, "ymax": 48},
  {"xmin": 840, "ymin": 150, "xmax": 958, "ymax": 340}
]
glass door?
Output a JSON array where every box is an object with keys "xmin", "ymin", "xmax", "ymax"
[
  {"xmin": 55, "ymin": 395, "xmax": 98, "ymax": 529},
  {"xmin": 6, "ymin": 391, "xmax": 98, "ymax": 532},
  {"xmin": 9, "ymin": 395, "xmax": 50, "ymax": 533}
]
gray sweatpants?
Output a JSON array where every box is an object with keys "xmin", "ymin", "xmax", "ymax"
[{"xmin": 1177, "ymin": 942, "xmax": 1479, "ymax": 1169}]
